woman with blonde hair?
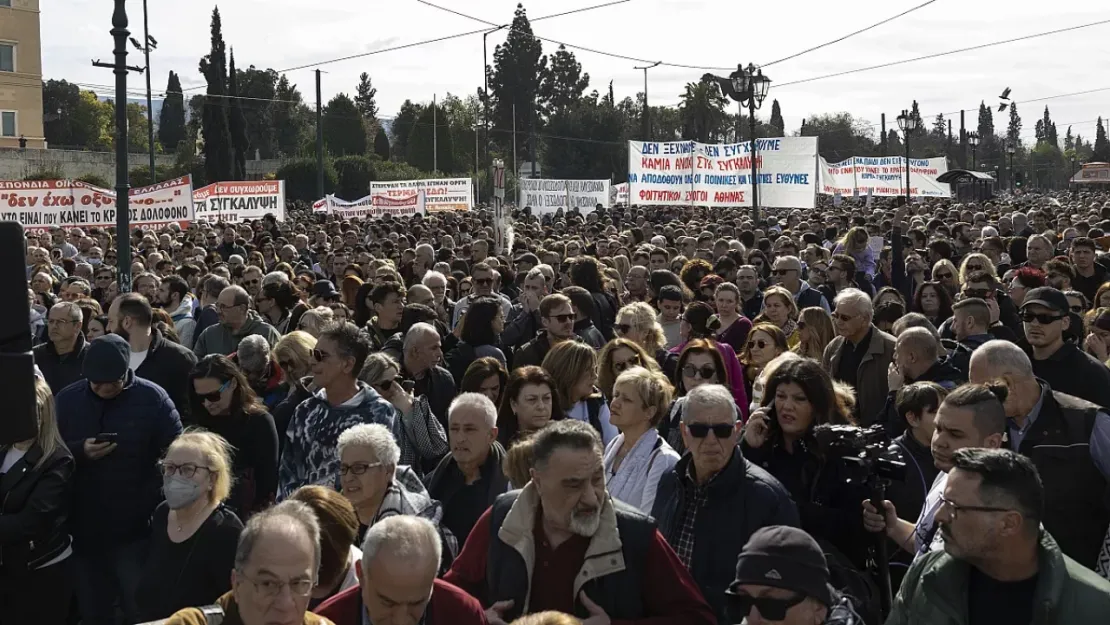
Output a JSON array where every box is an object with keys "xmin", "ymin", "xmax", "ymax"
[
  {"xmin": 272, "ymin": 330, "xmax": 318, "ymax": 451},
  {"xmin": 614, "ymin": 301, "xmax": 677, "ymax": 380},
  {"xmin": 754, "ymin": 285, "xmax": 801, "ymax": 348},
  {"xmin": 510, "ymin": 612, "xmax": 582, "ymax": 625},
  {"xmin": 0, "ymin": 377, "xmax": 76, "ymax": 623},
  {"xmin": 833, "ymin": 225, "xmax": 876, "ymax": 279},
  {"xmin": 739, "ymin": 322, "xmax": 789, "ymax": 407},
  {"xmin": 604, "ymin": 367, "xmax": 679, "ymax": 514},
  {"xmin": 135, "ymin": 430, "xmax": 243, "ymax": 622},
  {"xmin": 297, "ymin": 305, "xmax": 335, "ymax": 337},
  {"xmin": 931, "ymin": 258, "xmax": 960, "ymax": 297},
  {"xmin": 958, "ymin": 252, "xmax": 998, "ymax": 283},
  {"xmin": 793, "ymin": 306, "xmax": 836, "ymax": 361},
  {"xmin": 598, "ymin": 338, "xmax": 660, "ymax": 400},
  {"xmin": 542, "ymin": 341, "xmax": 617, "ymax": 445}
]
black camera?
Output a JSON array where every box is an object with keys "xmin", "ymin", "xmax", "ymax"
[{"xmin": 813, "ymin": 423, "xmax": 906, "ymax": 483}]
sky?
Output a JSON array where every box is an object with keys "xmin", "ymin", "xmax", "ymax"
[{"xmin": 41, "ymin": 0, "xmax": 1110, "ymax": 148}]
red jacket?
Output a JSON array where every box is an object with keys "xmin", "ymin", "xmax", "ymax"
[{"xmin": 314, "ymin": 578, "xmax": 486, "ymax": 625}]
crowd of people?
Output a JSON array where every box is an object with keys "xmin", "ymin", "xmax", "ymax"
[{"xmin": 8, "ymin": 191, "xmax": 1110, "ymax": 625}]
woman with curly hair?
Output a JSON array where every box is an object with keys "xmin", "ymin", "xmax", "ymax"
[
  {"xmin": 598, "ymin": 338, "xmax": 661, "ymax": 400},
  {"xmin": 614, "ymin": 301, "xmax": 677, "ymax": 381},
  {"xmin": 754, "ymin": 285, "xmax": 801, "ymax": 348},
  {"xmin": 679, "ymin": 258, "xmax": 713, "ymax": 301}
]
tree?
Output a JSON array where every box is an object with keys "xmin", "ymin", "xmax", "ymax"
[
  {"xmin": 374, "ymin": 127, "xmax": 391, "ymax": 161},
  {"xmin": 234, "ymin": 65, "xmax": 280, "ymax": 159},
  {"xmin": 678, "ymin": 78, "xmax": 727, "ymax": 143},
  {"xmin": 41, "ymin": 80, "xmax": 113, "ymax": 149},
  {"xmin": 122, "ymin": 102, "xmax": 155, "ymax": 154},
  {"xmin": 442, "ymin": 93, "xmax": 479, "ymax": 174},
  {"xmin": 322, "ymin": 93, "xmax": 367, "ymax": 156},
  {"xmin": 391, "ymin": 100, "xmax": 422, "ymax": 161},
  {"xmin": 1064, "ymin": 126, "xmax": 1075, "ymax": 152},
  {"xmin": 977, "ymin": 101, "xmax": 994, "ymax": 139},
  {"xmin": 1006, "ymin": 102, "xmax": 1022, "ymax": 146},
  {"xmin": 544, "ymin": 94, "xmax": 627, "ymax": 180},
  {"xmin": 159, "ymin": 71, "xmax": 187, "ymax": 152},
  {"xmin": 275, "ymin": 157, "xmax": 337, "ymax": 201},
  {"xmin": 272, "ymin": 75, "xmax": 310, "ymax": 157},
  {"xmin": 800, "ymin": 112, "xmax": 877, "ymax": 161},
  {"xmin": 1095, "ymin": 118, "xmax": 1110, "ymax": 162},
  {"xmin": 539, "ymin": 44, "xmax": 588, "ymax": 116},
  {"xmin": 769, "ymin": 99, "xmax": 785, "ymax": 136},
  {"xmin": 885, "ymin": 129, "xmax": 902, "ymax": 155},
  {"xmin": 909, "ymin": 100, "xmax": 925, "ymax": 137},
  {"xmin": 406, "ymin": 102, "xmax": 454, "ymax": 173},
  {"xmin": 199, "ymin": 6, "xmax": 233, "ymax": 182},
  {"xmin": 354, "ymin": 72, "xmax": 379, "ymax": 126},
  {"xmin": 488, "ymin": 4, "xmax": 547, "ymax": 159},
  {"xmin": 333, "ymin": 155, "xmax": 376, "ymax": 199},
  {"xmin": 228, "ymin": 52, "xmax": 248, "ymax": 179}
]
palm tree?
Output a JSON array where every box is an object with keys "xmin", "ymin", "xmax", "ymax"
[{"xmin": 679, "ymin": 79, "xmax": 727, "ymax": 143}]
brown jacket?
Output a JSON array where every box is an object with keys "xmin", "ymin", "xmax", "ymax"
[
  {"xmin": 821, "ymin": 325, "xmax": 896, "ymax": 424},
  {"xmin": 158, "ymin": 591, "xmax": 334, "ymax": 625}
]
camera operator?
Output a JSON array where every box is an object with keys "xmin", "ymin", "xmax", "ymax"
[{"xmin": 862, "ymin": 383, "xmax": 1006, "ymax": 562}]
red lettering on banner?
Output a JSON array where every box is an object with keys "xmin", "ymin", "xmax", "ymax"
[
  {"xmin": 696, "ymin": 156, "xmax": 714, "ymax": 170},
  {"xmin": 676, "ymin": 156, "xmax": 693, "ymax": 169},
  {"xmin": 641, "ymin": 157, "xmax": 670, "ymax": 171},
  {"xmin": 714, "ymin": 191, "xmax": 745, "ymax": 203}
]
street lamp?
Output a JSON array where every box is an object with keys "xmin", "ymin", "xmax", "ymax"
[
  {"xmin": 633, "ymin": 61, "xmax": 661, "ymax": 141},
  {"xmin": 968, "ymin": 132, "xmax": 980, "ymax": 171},
  {"xmin": 482, "ymin": 24, "xmax": 508, "ymax": 205},
  {"xmin": 1007, "ymin": 141, "xmax": 1017, "ymax": 192},
  {"xmin": 703, "ymin": 63, "xmax": 770, "ymax": 223},
  {"xmin": 896, "ymin": 109, "xmax": 919, "ymax": 207}
]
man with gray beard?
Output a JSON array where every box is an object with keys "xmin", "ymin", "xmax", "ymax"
[{"xmin": 444, "ymin": 419, "xmax": 715, "ymax": 625}]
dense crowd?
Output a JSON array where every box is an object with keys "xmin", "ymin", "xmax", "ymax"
[{"xmin": 8, "ymin": 190, "xmax": 1110, "ymax": 625}]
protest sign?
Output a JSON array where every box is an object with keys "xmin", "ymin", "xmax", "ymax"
[
  {"xmin": 518, "ymin": 179, "xmax": 610, "ymax": 214},
  {"xmin": 627, "ymin": 139, "xmax": 818, "ymax": 208},
  {"xmin": 371, "ymin": 178, "xmax": 472, "ymax": 211},
  {"xmin": 312, "ymin": 189, "xmax": 426, "ymax": 219},
  {"xmin": 818, "ymin": 156, "xmax": 950, "ymax": 198},
  {"xmin": 1071, "ymin": 163, "xmax": 1110, "ymax": 183},
  {"xmin": 0, "ymin": 176, "xmax": 194, "ymax": 230},
  {"xmin": 612, "ymin": 182, "xmax": 629, "ymax": 205},
  {"xmin": 193, "ymin": 180, "xmax": 285, "ymax": 223}
]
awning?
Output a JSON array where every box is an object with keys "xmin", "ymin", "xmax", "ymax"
[{"xmin": 936, "ymin": 169, "xmax": 996, "ymax": 184}]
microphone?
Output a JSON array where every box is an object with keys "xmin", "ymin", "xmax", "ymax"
[{"xmin": 0, "ymin": 221, "xmax": 38, "ymax": 445}]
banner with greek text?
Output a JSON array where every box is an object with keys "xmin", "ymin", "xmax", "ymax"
[
  {"xmin": 518, "ymin": 179, "xmax": 610, "ymax": 214},
  {"xmin": 612, "ymin": 182, "xmax": 629, "ymax": 205},
  {"xmin": 627, "ymin": 138, "xmax": 818, "ymax": 208},
  {"xmin": 193, "ymin": 180, "xmax": 285, "ymax": 223},
  {"xmin": 0, "ymin": 176, "xmax": 194, "ymax": 230},
  {"xmin": 371, "ymin": 178, "xmax": 472, "ymax": 211},
  {"xmin": 311, "ymin": 189, "xmax": 426, "ymax": 219},
  {"xmin": 818, "ymin": 156, "xmax": 950, "ymax": 198}
]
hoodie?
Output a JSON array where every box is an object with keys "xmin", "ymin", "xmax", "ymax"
[
  {"xmin": 193, "ymin": 310, "xmax": 282, "ymax": 359},
  {"xmin": 278, "ymin": 382, "xmax": 399, "ymax": 499}
]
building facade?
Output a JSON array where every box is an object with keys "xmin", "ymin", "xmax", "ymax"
[{"xmin": 0, "ymin": 0, "xmax": 44, "ymax": 149}]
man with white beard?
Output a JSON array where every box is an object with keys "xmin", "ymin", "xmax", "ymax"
[{"xmin": 444, "ymin": 419, "xmax": 715, "ymax": 625}]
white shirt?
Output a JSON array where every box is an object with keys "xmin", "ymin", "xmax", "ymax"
[
  {"xmin": 1, "ymin": 446, "xmax": 28, "ymax": 474},
  {"xmin": 129, "ymin": 349, "xmax": 149, "ymax": 371}
]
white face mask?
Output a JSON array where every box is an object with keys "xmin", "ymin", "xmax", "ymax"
[
  {"xmin": 163, "ymin": 475, "xmax": 205, "ymax": 509},
  {"xmin": 89, "ymin": 258, "xmax": 102, "ymax": 266}
]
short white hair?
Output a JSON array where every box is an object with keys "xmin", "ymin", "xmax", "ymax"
[
  {"xmin": 448, "ymin": 392, "xmax": 497, "ymax": 428},
  {"xmin": 50, "ymin": 301, "xmax": 83, "ymax": 322},
  {"xmin": 403, "ymin": 322, "xmax": 439, "ymax": 356},
  {"xmin": 834, "ymin": 288, "xmax": 873, "ymax": 319},
  {"xmin": 337, "ymin": 423, "xmax": 400, "ymax": 467},
  {"xmin": 415, "ymin": 243, "xmax": 434, "ymax": 258},
  {"xmin": 362, "ymin": 515, "xmax": 442, "ymax": 574},
  {"xmin": 237, "ymin": 334, "xmax": 271, "ymax": 374},
  {"xmin": 263, "ymin": 271, "xmax": 290, "ymax": 287},
  {"xmin": 422, "ymin": 271, "xmax": 447, "ymax": 288},
  {"xmin": 970, "ymin": 339, "xmax": 1035, "ymax": 378},
  {"xmin": 682, "ymin": 384, "xmax": 737, "ymax": 424}
]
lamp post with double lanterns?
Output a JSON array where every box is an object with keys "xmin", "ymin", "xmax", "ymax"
[
  {"xmin": 968, "ymin": 132, "xmax": 980, "ymax": 170},
  {"xmin": 703, "ymin": 63, "xmax": 771, "ymax": 223},
  {"xmin": 896, "ymin": 109, "xmax": 919, "ymax": 207},
  {"xmin": 1007, "ymin": 141, "xmax": 1017, "ymax": 192}
]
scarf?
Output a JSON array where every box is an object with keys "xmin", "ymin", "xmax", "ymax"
[{"xmin": 603, "ymin": 429, "xmax": 666, "ymax": 512}]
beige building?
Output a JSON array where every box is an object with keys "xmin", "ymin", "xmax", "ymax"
[{"xmin": 0, "ymin": 0, "xmax": 44, "ymax": 149}]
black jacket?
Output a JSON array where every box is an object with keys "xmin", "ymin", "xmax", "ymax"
[
  {"xmin": 591, "ymin": 292, "xmax": 619, "ymax": 342},
  {"xmin": 574, "ymin": 319, "xmax": 606, "ymax": 350},
  {"xmin": 875, "ymin": 359, "xmax": 966, "ymax": 437},
  {"xmin": 1032, "ymin": 343, "xmax": 1110, "ymax": 409},
  {"xmin": 272, "ymin": 384, "xmax": 313, "ymax": 454},
  {"xmin": 32, "ymin": 333, "xmax": 88, "ymax": 395},
  {"xmin": 741, "ymin": 291, "xmax": 764, "ymax": 321},
  {"xmin": 406, "ymin": 364, "xmax": 456, "ymax": 430},
  {"xmin": 425, "ymin": 442, "xmax": 509, "ymax": 543},
  {"xmin": 513, "ymin": 332, "xmax": 556, "ymax": 369},
  {"xmin": 0, "ymin": 443, "xmax": 75, "ymax": 574},
  {"xmin": 135, "ymin": 328, "xmax": 198, "ymax": 420},
  {"xmin": 652, "ymin": 450, "xmax": 800, "ymax": 624},
  {"xmin": 500, "ymin": 306, "xmax": 538, "ymax": 353}
]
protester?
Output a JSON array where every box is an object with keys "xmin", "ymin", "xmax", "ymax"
[
  {"xmin": 514, "ymin": 293, "xmax": 577, "ymax": 368},
  {"xmin": 271, "ymin": 330, "xmax": 318, "ymax": 450},
  {"xmin": 109, "ymin": 292, "xmax": 198, "ymax": 417},
  {"xmin": 496, "ymin": 365, "xmax": 562, "ymax": 446},
  {"xmin": 459, "ymin": 356, "xmax": 509, "ymax": 406},
  {"xmin": 542, "ymin": 340, "xmax": 616, "ymax": 445},
  {"xmin": 194, "ymin": 285, "xmax": 282, "ymax": 358},
  {"xmin": 821, "ymin": 288, "xmax": 897, "ymax": 424},
  {"xmin": 33, "ymin": 301, "xmax": 89, "ymax": 394},
  {"xmin": 288, "ymin": 485, "xmax": 362, "ymax": 610},
  {"xmin": 1020, "ymin": 286, "xmax": 1110, "ymax": 407}
]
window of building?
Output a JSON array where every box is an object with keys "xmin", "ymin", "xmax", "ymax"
[
  {"xmin": 0, "ymin": 1, "xmax": 11, "ymax": 8},
  {"xmin": 0, "ymin": 111, "xmax": 15, "ymax": 137},
  {"xmin": 0, "ymin": 43, "xmax": 13, "ymax": 72}
]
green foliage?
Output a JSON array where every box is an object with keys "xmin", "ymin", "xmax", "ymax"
[
  {"xmin": 374, "ymin": 126, "xmax": 391, "ymax": 161},
  {"xmin": 406, "ymin": 102, "xmax": 454, "ymax": 173},
  {"xmin": 1094, "ymin": 118, "xmax": 1110, "ymax": 163},
  {"xmin": 121, "ymin": 101, "xmax": 159, "ymax": 153},
  {"xmin": 1006, "ymin": 102, "xmax": 1022, "ymax": 146},
  {"xmin": 543, "ymin": 95, "xmax": 626, "ymax": 180},
  {"xmin": 276, "ymin": 157, "xmax": 338, "ymax": 202},
  {"xmin": 272, "ymin": 75, "xmax": 311, "ymax": 158},
  {"xmin": 23, "ymin": 166, "xmax": 65, "ymax": 181},
  {"xmin": 228, "ymin": 52, "xmax": 248, "ymax": 179},
  {"xmin": 539, "ymin": 45, "xmax": 589, "ymax": 116},
  {"xmin": 801, "ymin": 112, "xmax": 878, "ymax": 161},
  {"xmin": 375, "ymin": 159, "xmax": 429, "ymax": 182},
  {"xmin": 679, "ymin": 79, "xmax": 727, "ymax": 143},
  {"xmin": 391, "ymin": 100, "xmax": 422, "ymax": 161},
  {"xmin": 199, "ymin": 6, "xmax": 233, "ymax": 182},
  {"xmin": 769, "ymin": 100, "xmax": 785, "ymax": 137},
  {"xmin": 159, "ymin": 71, "xmax": 187, "ymax": 152},
  {"xmin": 76, "ymin": 173, "xmax": 112, "ymax": 188},
  {"xmin": 322, "ymin": 93, "xmax": 367, "ymax": 156},
  {"xmin": 333, "ymin": 155, "xmax": 376, "ymax": 199},
  {"xmin": 355, "ymin": 72, "xmax": 379, "ymax": 126},
  {"xmin": 41, "ymin": 81, "xmax": 114, "ymax": 150},
  {"xmin": 488, "ymin": 4, "xmax": 546, "ymax": 158}
]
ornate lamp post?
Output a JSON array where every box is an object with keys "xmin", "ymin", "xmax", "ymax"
[
  {"xmin": 896, "ymin": 109, "xmax": 919, "ymax": 207},
  {"xmin": 1007, "ymin": 141, "xmax": 1017, "ymax": 192},
  {"xmin": 968, "ymin": 132, "xmax": 980, "ymax": 170},
  {"xmin": 704, "ymin": 63, "xmax": 770, "ymax": 223}
]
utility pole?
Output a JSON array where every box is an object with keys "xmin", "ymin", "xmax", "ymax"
[
  {"xmin": 633, "ymin": 61, "xmax": 661, "ymax": 140},
  {"xmin": 512, "ymin": 102, "xmax": 518, "ymax": 178},
  {"xmin": 315, "ymin": 70, "xmax": 324, "ymax": 199},
  {"xmin": 128, "ymin": 0, "xmax": 157, "ymax": 181},
  {"xmin": 529, "ymin": 93, "xmax": 536, "ymax": 179},
  {"xmin": 93, "ymin": 0, "xmax": 144, "ymax": 293},
  {"xmin": 433, "ymin": 93, "xmax": 438, "ymax": 173}
]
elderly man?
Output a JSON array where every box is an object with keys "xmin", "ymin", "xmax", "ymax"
[
  {"xmin": 969, "ymin": 340, "xmax": 1110, "ymax": 571},
  {"xmin": 109, "ymin": 293, "xmax": 198, "ymax": 418},
  {"xmin": 133, "ymin": 272, "xmax": 160, "ymax": 301},
  {"xmin": 241, "ymin": 265, "xmax": 265, "ymax": 300},
  {"xmin": 652, "ymin": 384, "xmax": 799, "ymax": 624},
  {"xmin": 625, "ymin": 265, "xmax": 649, "ymax": 302},
  {"xmin": 772, "ymin": 255, "xmax": 829, "ymax": 312},
  {"xmin": 401, "ymin": 322, "xmax": 455, "ymax": 428},
  {"xmin": 194, "ymin": 285, "xmax": 282, "ymax": 358},
  {"xmin": 162, "ymin": 500, "xmax": 333, "ymax": 625},
  {"xmin": 57, "ymin": 335, "xmax": 182, "ymax": 625},
  {"xmin": 236, "ymin": 334, "xmax": 288, "ymax": 410},
  {"xmin": 60, "ymin": 277, "xmax": 92, "ymax": 302},
  {"xmin": 451, "ymin": 262, "xmax": 512, "ymax": 330},
  {"xmin": 421, "ymin": 270, "xmax": 455, "ymax": 325},
  {"xmin": 34, "ymin": 301, "xmax": 89, "ymax": 394},
  {"xmin": 316, "ymin": 516, "xmax": 486, "ymax": 625},
  {"xmin": 501, "ymin": 268, "xmax": 548, "ymax": 352},
  {"xmin": 821, "ymin": 288, "xmax": 896, "ymax": 424},
  {"xmin": 426, "ymin": 393, "xmax": 509, "ymax": 544},
  {"xmin": 887, "ymin": 449, "xmax": 1110, "ymax": 625},
  {"xmin": 878, "ymin": 327, "xmax": 965, "ymax": 434},
  {"xmin": 1020, "ymin": 286, "xmax": 1110, "ymax": 407},
  {"xmin": 406, "ymin": 284, "xmax": 435, "ymax": 309},
  {"xmin": 1024, "ymin": 234, "xmax": 1054, "ymax": 270},
  {"xmin": 216, "ymin": 227, "xmax": 247, "ymax": 261},
  {"xmin": 446, "ymin": 419, "xmax": 717, "ymax": 625}
]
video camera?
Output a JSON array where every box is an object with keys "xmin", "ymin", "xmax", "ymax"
[{"xmin": 813, "ymin": 423, "xmax": 906, "ymax": 484}]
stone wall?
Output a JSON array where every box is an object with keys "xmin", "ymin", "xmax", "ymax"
[{"xmin": 0, "ymin": 147, "xmax": 288, "ymax": 182}]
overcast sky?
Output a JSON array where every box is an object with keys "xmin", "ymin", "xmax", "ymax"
[{"xmin": 42, "ymin": 0, "xmax": 1110, "ymax": 147}]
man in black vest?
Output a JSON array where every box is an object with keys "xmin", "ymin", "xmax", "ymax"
[
  {"xmin": 444, "ymin": 420, "xmax": 715, "ymax": 625},
  {"xmin": 969, "ymin": 339, "xmax": 1110, "ymax": 571}
]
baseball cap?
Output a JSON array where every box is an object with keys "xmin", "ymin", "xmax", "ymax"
[{"xmin": 1020, "ymin": 286, "xmax": 1069, "ymax": 314}]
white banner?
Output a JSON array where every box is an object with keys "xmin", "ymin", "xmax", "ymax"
[
  {"xmin": 518, "ymin": 179, "xmax": 610, "ymax": 214},
  {"xmin": 193, "ymin": 180, "xmax": 285, "ymax": 223},
  {"xmin": 312, "ymin": 190, "xmax": 426, "ymax": 219},
  {"xmin": 612, "ymin": 182, "xmax": 629, "ymax": 205},
  {"xmin": 818, "ymin": 156, "xmax": 950, "ymax": 198},
  {"xmin": 371, "ymin": 178, "xmax": 472, "ymax": 211},
  {"xmin": 627, "ymin": 138, "xmax": 818, "ymax": 209},
  {"xmin": 0, "ymin": 176, "xmax": 194, "ymax": 230}
]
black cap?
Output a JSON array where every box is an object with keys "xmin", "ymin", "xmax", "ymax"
[
  {"xmin": 727, "ymin": 526, "xmax": 832, "ymax": 607},
  {"xmin": 514, "ymin": 253, "xmax": 539, "ymax": 266},
  {"xmin": 83, "ymin": 335, "xmax": 131, "ymax": 384},
  {"xmin": 313, "ymin": 280, "xmax": 340, "ymax": 299},
  {"xmin": 1020, "ymin": 286, "xmax": 1069, "ymax": 314}
]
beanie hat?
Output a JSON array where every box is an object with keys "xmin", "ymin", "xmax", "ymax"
[
  {"xmin": 727, "ymin": 525, "xmax": 833, "ymax": 607},
  {"xmin": 83, "ymin": 334, "xmax": 131, "ymax": 384}
]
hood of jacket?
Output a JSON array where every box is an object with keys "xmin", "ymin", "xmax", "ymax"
[{"xmin": 168, "ymin": 295, "xmax": 195, "ymax": 321}]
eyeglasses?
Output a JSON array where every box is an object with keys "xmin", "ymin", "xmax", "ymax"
[
  {"xmin": 614, "ymin": 355, "xmax": 641, "ymax": 372},
  {"xmin": 727, "ymin": 592, "xmax": 807, "ymax": 621},
  {"xmin": 1020, "ymin": 311, "xmax": 1065, "ymax": 325},
  {"xmin": 339, "ymin": 461, "xmax": 383, "ymax": 476},
  {"xmin": 548, "ymin": 313, "xmax": 575, "ymax": 323},
  {"xmin": 236, "ymin": 570, "xmax": 315, "ymax": 599},
  {"xmin": 686, "ymin": 422, "xmax": 735, "ymax": 439},
  {"xmin": 682, "ymin": 364, "xmax": 718, "ymax": 380},
  {"xmin": 199, "ymin": 379, "xmax": 232, "ymax": 403},
  {"xmin": 47, "ymin": 318, "xmax": 79, "ymax": 327},
  {"xmin": 747, "ymin": 339, "xmax": 768, "ymax": 350},
  {"xmin": 938, "ymin": 495, "xmax": 1012, "ymax": 521},
  {"xmin": 474, "ymin": 278, "xmax": 493, "ymax": 286},
  {"xmin": 159, "ymin": 461, "xmax": 213, "ymax": 479},
  {"xmin": 834, "ymin": 312, "xmax": 859, "ymax": 323},
  {"xmin": 935, "ymin": 272, "xmax": 953, "ymax": 280},
  {"xmin": 771, "ymin": 268, "xmax": 796, "ymax": 276}
]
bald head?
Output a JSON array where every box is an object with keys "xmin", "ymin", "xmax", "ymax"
[
  {"xmin": 969, "ymin": 339, "xmax": 1035, "ymax": 384},
  {"xmin": 895, "ymin": 327, "xmax": 940, "ymax": 381}
]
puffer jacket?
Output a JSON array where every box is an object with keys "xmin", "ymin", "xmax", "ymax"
[{"xmin": 193, "ymin": 311, "xmax": 282, "ymax": 358}]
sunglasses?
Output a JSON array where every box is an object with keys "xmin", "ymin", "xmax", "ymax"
[
  {"xmin": 312, "ymin": 349, "xmax": 334, "ymax": 362},
  {"xmin": 199, "ymin": 379, "xmax": 232, "ymax": 403},
  {"xmin": 548, "ymin": 313, "xmax": 575, "ymax": 323},
  {"xmin": 1071, "ymin": 305, "xmax": 1084, "ymax": 313},
  {"xmin": 373, "ymin": 377, "xmax": 396, "ymax": 395},
  {"xmin": 614, "ymin": 355, "xmax": 641, "ymax": 372},
  {"xmin": 682, "ymin": 364, "xmax": 718, "ymax": 380},
  {"xmin": 474, "ymin": 278, "xmax": 493, "ymax": 286},
  {"xmin": 1020, "ymin": 311, "xmax": 1065, "ymax": 324},
  {"xmin": 747, "ymin": 339, "xmax": 768, "ymax": 350},
  {"xmin": 935, "ymin": 272, "xmax": 953, "ymax": 280},
  {"xmin": 686, "ymin": 422, "xmax": 735, "ymax": 439},
  {"xmin": 771, "ymin": 268, "xmax": 795, "ymax": 276},
  {"xmin": 966, "ymin": 265, "xmax": 985, "ymax": 272},
  {"xmin": 727, "ymin": 593, "xmax": 807, "ymax": 621}
]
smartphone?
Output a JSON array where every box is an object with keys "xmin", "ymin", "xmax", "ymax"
[
  {"xmin": 401, "ymin": 380, "xmax": 415, "ymax": 394},
  {"xmin": 94, "ymin": 433, "xmax": 119, "ymax": 444}
]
